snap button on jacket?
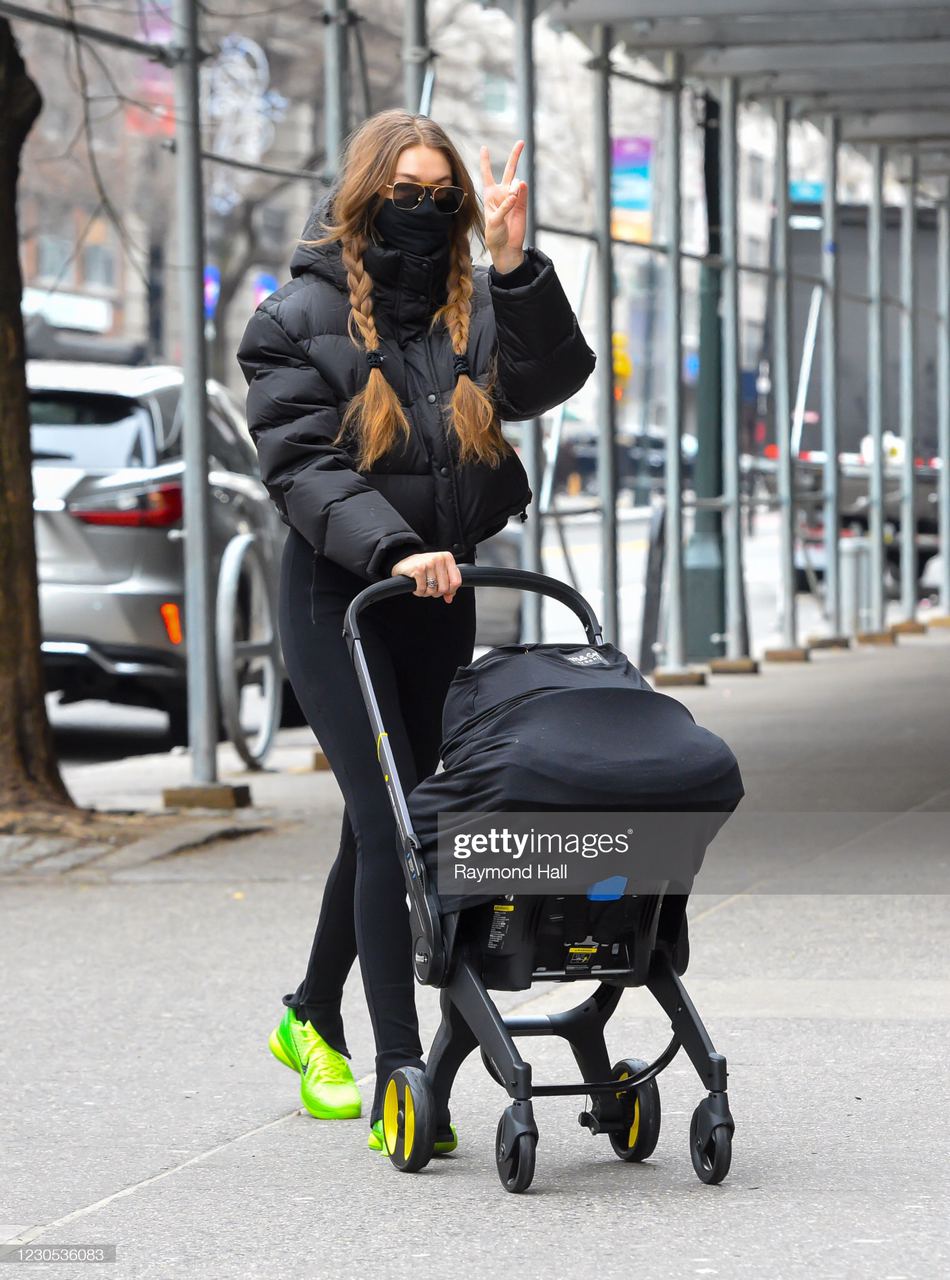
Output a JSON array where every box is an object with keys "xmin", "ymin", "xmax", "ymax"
[{"xmin": 235, "ymin": 190, "xmax": 597, "ymax": 581}]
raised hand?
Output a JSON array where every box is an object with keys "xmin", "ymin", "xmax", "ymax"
[{"xmin": 480, "ymin": 139, "xmax": 527, "ymax": 272}]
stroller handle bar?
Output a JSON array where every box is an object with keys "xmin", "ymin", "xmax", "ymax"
[{"xmin": 343, "ymin": 564, "xmax": 604, "ymax": 648}]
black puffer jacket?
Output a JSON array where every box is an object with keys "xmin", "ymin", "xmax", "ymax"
[{"xmin": 235, "ymin": 189, "xmax": 596, "ymax": 581}]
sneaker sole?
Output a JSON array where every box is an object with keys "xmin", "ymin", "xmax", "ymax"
[{"xmin": 303, "ymin": 1097, "xmax": 362, "ymax": 1121}]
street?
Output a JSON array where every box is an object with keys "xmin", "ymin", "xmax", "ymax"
[{"xmin": 5, "ymin": 618, "xmax": 949, "ymax": 1277}]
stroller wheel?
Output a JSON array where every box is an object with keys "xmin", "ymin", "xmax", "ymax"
[
  {"xmin": 495, "ymin": 1111, "xmax": 537, "ymax": 1194},
  {"xmin": 608, "ymin": 1058, "xmax": 661, "ymax": 1163},
  {"xmin": 689, "ymin": 1102, "xmax": 732, "ymax": 1185},
  {"xmin": 382, "ymin": 1067, "xmax": 436, "ymax": 1173}
]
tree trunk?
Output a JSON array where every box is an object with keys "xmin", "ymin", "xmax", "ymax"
[{"xmin": 0, "ymin": 20, "xmax": 72, "ymax": 811}]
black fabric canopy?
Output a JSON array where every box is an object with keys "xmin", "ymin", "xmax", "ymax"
[{"xmin": 408, "ymin": 642, "xmax": 744, "ymax": 911}]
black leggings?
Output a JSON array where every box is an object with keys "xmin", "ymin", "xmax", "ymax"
[{"xmin": 277, "ymin": 527, "xmax": 476, "ymax": 1123}]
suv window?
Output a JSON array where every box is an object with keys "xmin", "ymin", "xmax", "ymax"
[{"xmin": 29, "ymin": 392, "xmax": 157, "ymax": 469}]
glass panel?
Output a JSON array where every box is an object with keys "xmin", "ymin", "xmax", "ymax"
[{"xmin": 29, "ymin": 392, "xmax": 156, "ymax": 469}]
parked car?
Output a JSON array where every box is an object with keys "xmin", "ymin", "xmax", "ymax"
[
  {"xmin": 757, "ymin": 451, "xmax": 940, "ymax": 595},
  {"xmin": 28, "ymin": 359, "xmax": 287, "ymax": 744},
  {"xmin": 567, "ymin": 426, "xmax": 698, "ymax": 497}
]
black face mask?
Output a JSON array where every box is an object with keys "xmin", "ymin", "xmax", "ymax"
[{"xmin": 371, "ymin": 191, "xmax": 454, "ymax": 257}]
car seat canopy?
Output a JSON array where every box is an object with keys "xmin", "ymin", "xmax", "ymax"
[{"xmin": 408, "ymin": 643, "xmax": 744, "ymax": 910}]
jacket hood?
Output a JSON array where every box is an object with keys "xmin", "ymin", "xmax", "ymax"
[{"xmin": 289, "ymin": 188, "xmax": 345, "ymax": 283}]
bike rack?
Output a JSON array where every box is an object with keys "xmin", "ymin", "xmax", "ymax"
[{"xmin": 215, "ymin": 532, "xmax": 283, "ymax": 769}]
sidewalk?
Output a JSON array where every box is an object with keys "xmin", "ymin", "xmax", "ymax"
[{"xmin": 2, "ymin": 630, "xmax": 949, "ymax": 1278}]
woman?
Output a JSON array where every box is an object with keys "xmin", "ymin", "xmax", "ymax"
[{"xmin": 236, "ymin": 108, "xmax": 595, "ymax": 1153}]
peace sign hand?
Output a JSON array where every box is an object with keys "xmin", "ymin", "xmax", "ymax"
[{"xmin": 480, "ymin": 139, "xmax": 527, "ymax": 273}]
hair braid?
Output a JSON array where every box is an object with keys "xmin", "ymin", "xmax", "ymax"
[
  {"xmin": 436, "ymin": 236, "xmax": 512, "ymax": 468},
  {"xmin": 334, "ymin": 235, "xmax": 411, "ymax": 470}
]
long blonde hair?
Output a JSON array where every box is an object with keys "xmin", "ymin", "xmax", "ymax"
[{"xmin": 299, "ymin": 109, "xmax": 511, "ymax": 471}]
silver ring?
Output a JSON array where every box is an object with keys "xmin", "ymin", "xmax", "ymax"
[{"xmin": 425, "ymin": 577, "xmax": 438, "ymax": 589}]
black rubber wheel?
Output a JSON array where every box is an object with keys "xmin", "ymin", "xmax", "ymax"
[
  {"xmin": 689, "ymin": 1104, "xmax": 732, "ymax": 1185},
  {"xmin": 608, "ymin": 1058, "xmax": 661, "ymax": 1163},
  {"xmin": 495, "ymin": 1113, "xmax": 536, "ymax": 1193},
  {"xmin": 382, "ymin": 1067, "xmax": 436, "ymax": 1173}
]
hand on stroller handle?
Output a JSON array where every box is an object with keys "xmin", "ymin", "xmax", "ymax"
[{"xmin": 342, "ymin": 563, "xmax": 604, "ymax": 649}]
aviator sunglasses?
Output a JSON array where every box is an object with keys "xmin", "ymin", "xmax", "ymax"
[{"xmin": 382, "ymin": 180, "xmax": 467, "ymax": 215}]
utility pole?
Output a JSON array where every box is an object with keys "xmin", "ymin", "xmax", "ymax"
[{"xmin": 164, "ymin": 0, "xmax": 246, "ymax": 807}]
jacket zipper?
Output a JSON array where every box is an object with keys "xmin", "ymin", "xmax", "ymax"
[{"xmin": 421, "ymin": 329, "xmax": 467, "ymax": 551}]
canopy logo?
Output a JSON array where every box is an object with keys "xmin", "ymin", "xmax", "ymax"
[{"xmin": 564, "ymin": 648, "xmax": 609, "ymax": 666}]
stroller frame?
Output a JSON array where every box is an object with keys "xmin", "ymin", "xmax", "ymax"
[{"xmin": 343, "ymin": 565, "xmax": 734, "ymax": 1193}]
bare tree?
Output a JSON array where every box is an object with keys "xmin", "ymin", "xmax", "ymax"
[{"xmin": 0, "ymin": 19, "xmax": 72, "ymax": 813}]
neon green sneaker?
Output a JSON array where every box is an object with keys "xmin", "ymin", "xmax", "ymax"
[
  {"xmin": 268, "ymin": 1007, "xmax": 362, "ymax": 1119},
  {"xmin": 368, "ymin": 1118, "xmax": 458, "ymax": 1155}
]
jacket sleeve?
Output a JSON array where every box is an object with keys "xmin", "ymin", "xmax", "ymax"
[
  {"xmin": 487, "ymin": 245, "xmax": 597, "ymax": 421},
  {"xmin": 235, "ymin": 304, "xmax": 424, "ymax": 582}
]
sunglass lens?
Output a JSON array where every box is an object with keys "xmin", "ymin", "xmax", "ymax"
[
  {"xmin": 392, "ymin": 182, "xmax": 423, "ymax": 209},
  {"xmin": 433, "ymin": 186, "xmax": 464, "ymax": 214}
]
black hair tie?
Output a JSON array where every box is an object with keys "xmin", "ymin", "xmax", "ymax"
[
  {"xmin": 366, "ymin": 349, "xmax": 385, "ymax": 369},
  {"xmin": 452, "ymin": 353, "xmax": 471, "ymax": 380}
]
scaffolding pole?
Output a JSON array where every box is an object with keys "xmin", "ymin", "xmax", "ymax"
[
  {"xmin": 662, "ymin": 51, "xmax": 686, "ymax": 671},
  {"xmin": 514, "ymin": 0, "xmax": 544, "ymax": 642},
  {"xmin": 867, "ymin": 144, "xmax": 887, "ymax": 632},
  {"xmin": 404, "ymin": 0, "xmax": 427, "ymax": 113},
  {"xmin": 773, "ymin": 97, "xmax": 797, "ymax": 648},
  {"xmin": 324, "ymin": 0, "xmax": 349, "ymax": 177},
  {"xmin": 938, "ymin": 197, "xmax": 950, "ymax": 618},
  {"xmin": 171, "ymin": 0, "xmax": 217, "ymax": 784},
  {"xmin": 899, "ymin": 155, "xmax": 919, "ymax": 622},
  {"xmin": 592, "ymin": 22, "xmax": 619, "ymax": 646},
  {"xmin": 720, "ymin": 76, "xmax": 744, "ymax": 659},
  {"xmin": 821, "ymin": 114, "xmax": 842, "ymax": 637}
]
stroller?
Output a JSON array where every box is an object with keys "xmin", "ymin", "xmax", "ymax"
[{"xmin": 343, "ymin": 566, "xmax": 744, "ymax": 1194}]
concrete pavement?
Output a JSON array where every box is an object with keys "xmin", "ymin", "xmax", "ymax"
[{"xmin": 1, "ymin": 629, "xmax": 949, "ymax": 1278}]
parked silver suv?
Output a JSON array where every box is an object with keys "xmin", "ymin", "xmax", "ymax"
[{"xmin": 29, "ymin": 360, "xmax": 286, "ymax": 744}]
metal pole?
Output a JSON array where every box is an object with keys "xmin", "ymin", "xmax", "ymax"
[
  {"xmin": 171, "ymin": 0, "xmax": 216, "ymax": 783},
  {"xmin": 514, "ymin": 0, "xmax": 545, "ymax": 642},
  {"xmin": 663, "ymin": 51, "xmax": 686, "ymax": 671},
  {"xmin": 867, "ymin": 144, "xmax": 887, "ymax": 632},
  {"xmin": 899, "ymin": 155, "xmax": 918, "ymax": 622},
  {"xmin": 404, "ymin": 0, "xmax": 427, "ymax": 113},
  {"xmin": 684, "ymin": 93, "xmax": 725, "ymax": 662},
  {"xmin": 592, "ymin": 22, "xmax": 619, "ymax": 646},
  {"xmin": 939, "ymin": 197, "xmax": 950, "ymax": 617},
  {"xmin": 720, "ymin": 77, "xmax": 744, "ymax": 659},
  {"xmin": 773, "ymin": 98, "xmax": 797, "ymax": 648},
  {"xmin": 324, "ymin": 0, "xmax": 348, "ymax": 175},
  {"xmin": 821, "ymin": 114, "xmax": 842, "ymax": 637}
]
